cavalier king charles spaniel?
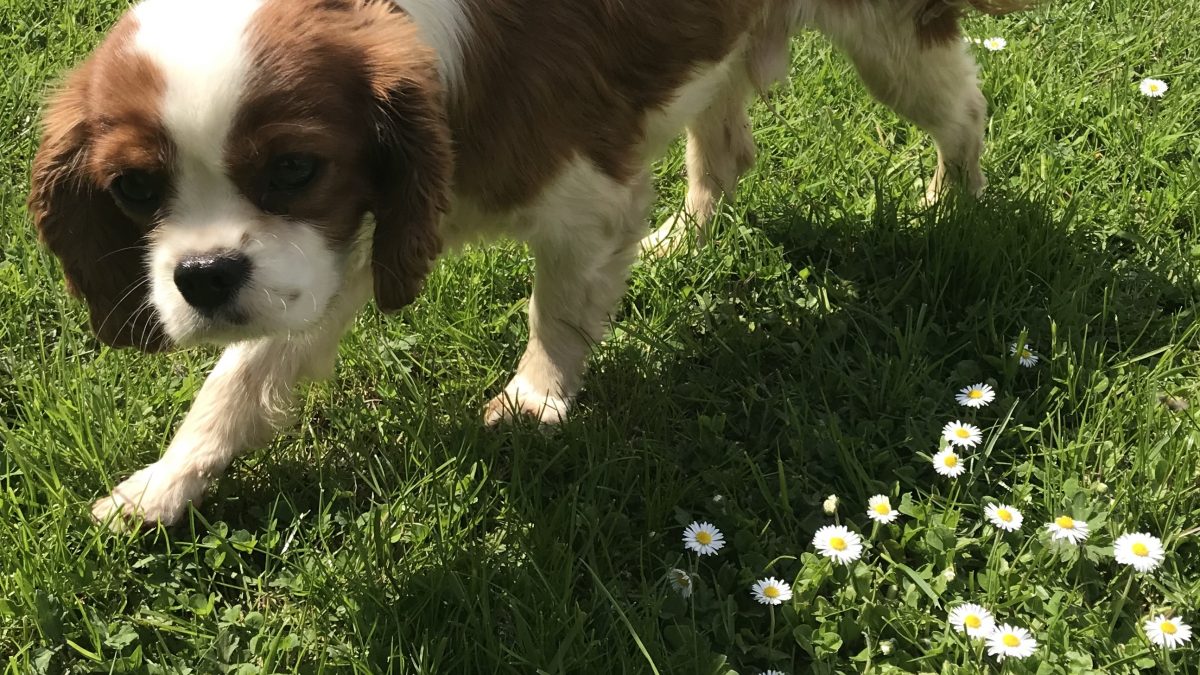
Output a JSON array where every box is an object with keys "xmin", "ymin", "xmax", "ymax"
[{"xmin": 29, "ymin": 0, "xmax": 1032, "ymax": 528}]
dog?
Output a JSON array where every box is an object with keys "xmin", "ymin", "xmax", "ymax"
[{"xmin": 29, "ymin": 0, "xmax": 1031, "ymax": 529}]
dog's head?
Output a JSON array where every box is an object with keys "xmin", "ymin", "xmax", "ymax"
[{"xmin": 28, "ymin": 0, "xmax": 451, "ymax": 350}]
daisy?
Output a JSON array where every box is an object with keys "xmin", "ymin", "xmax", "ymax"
[
  {"xmin": 1114, "ymin": 532, "xmax": 1166, "ymax": 573},
  {"xmin": 762, "ymin": 671, "xmax": 788, "ymax": 675},
  {"xmin": 879, "ymin": 640, "xmax": 894, "ymax": 655},
  {"xmin": 956, "ymin": 383, "xmax": 996, "ymax": 408},
  {"xmin": 1045, "ymin": 515, "xmax": 1090, "ymax": 545},
  {"xmin": 1144, "ymin": 614, "xmax": 1192, "ymax": 649},
  {"xmin": 1010, "ymin": 343, "xmax": 1039, "ymax": 367},
  {"xmin": 752, "ymin": 577, "xmax": 793, "ymax": 605},
  {"xmin": 1139, "ymin": 77, "xmax": 1169, "ymax": 98},
  {"xmin": 949, "ymin": 603, "xmax": 996, "ymax": 639},
  {"xmin": 812, "ymin": 525, "xmax": 863, "ymax": 565},
  {"xmin": 682, "ymin": 521, "xmax": 725, "ymax": 556},
  {"xmin": 823, "ymin": 494, "xmax": 839, "ymax": 515},
  {"xmin": 933, "ymin": 449, "xmax": 966, "ymax": 478},
  {"xmin": 943, "ymin": 421, "xmax": 983, "ymax": 448},
  {"xmin": 986, "ymin": 624, "xmax": 1038, "ymax": 661},
  {"xmin": 982, "ymin": 37, "xmax": 1007, "ymax": 51},
  {"xmin": 668, "ymin": 568, "xmax": 693, "ymax": 599},
  {"xmin": 867, "ymin": 495, "xmax": 900, "ymax": 524},
  {"xmin": 984, "ymin": 503, "xmax": 1024, "ymax": 532}
]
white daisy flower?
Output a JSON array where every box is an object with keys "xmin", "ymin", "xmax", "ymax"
[
  {"xmin": 812, "ymin": 525, "xmax": 863, "ymax": 565},
  {"xmin": 879, "ymin": 640, "xmax": 894, "ymax": 655},
  {"xmin": 949, "ymin": 603, "xmax": 996, "ymax": 639},
  {"xmin": 1045, "ymin": 515, "xmax": 1090, "ymax": 545},
  {"xmin": 668, "ymin": 568, "xmax": 693, "ymax": 599},
  {"xmin": 982, "ymin": 36, "xmax": 1007, "ymax": 51},
  {"xmin": 822, "ymin": 494, "xmax": 839, "ymax": 515},
  {"xmin": 1139, "ymin": 77, "xmax": 1169, "ymax": 98},
  {"xmin": 1114, "ymin": 532, "xmax": 1166, "ymax": 573},
  {"xmin": 942, "ymin": 420, "xmax": 983, "ymax": 448},
  {"xmin": 1144, "ymin": 614, "xmax": 1192, "ymax": 649},
  {"xmin": 762, "ymin": 671, "xmax": 788, "ymax": 675},
  {"xmin": 956, "ymin": 383, "xmax": 996, "ymax": 408},
  {"xmin": 1010, "ymin": 343, "xmax": 1039, "ymax": 367},
  {"xmin": 752, "ymin": 577, "xmax": 793, "ymax": 606},
  {"xmin": 867, "ymin": 495, "xmax": 900, "ymax": 524},
  {"xmin": 986, "ymin": 624, "xmax": 1037, "ymax": 661},
  {"xmin": 984, "ymin": 503, "xmax": 1024, "ymax": 532},
  {"xmin": 933, "ymin": 449, "xmax": 966, "ymax": 477},
  {"xmin": 682, "ymin": 521, "xmax": 725, "ymax": 556}
]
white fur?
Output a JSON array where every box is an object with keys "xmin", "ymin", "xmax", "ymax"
[
  {"xmin": 132, "ymin": 0, "xmax": 342, "ymax": 345},
  {"xmin": 482, "ymin": 160, "xmax": 651, "ymax": 425},
  {"xmin": 133, "ymin": 0, "xmax": 264, "ymax": 169},
  {"xmin": 392, "ymin": 0, "xmax": 471, "ymax": 93}
]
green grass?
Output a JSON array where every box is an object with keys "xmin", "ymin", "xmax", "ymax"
[{"xmin": 2, "ymin": 0, "xmax": 1199, "ymax": 672}]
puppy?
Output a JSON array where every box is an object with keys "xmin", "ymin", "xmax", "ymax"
[{"xmin": 29, "ymin": 0, "xmax": 1031, "ymax": 529}]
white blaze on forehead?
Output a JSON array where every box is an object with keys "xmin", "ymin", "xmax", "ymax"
[{"xmin": 132, "ymin": 0, "xmax": 265, "ymax": 169}]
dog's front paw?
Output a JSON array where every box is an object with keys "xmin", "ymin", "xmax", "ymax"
[
  {"xmin": 91, "ymin": 462, "xmax": 207, "ymax": 531},
  {"xmin": 483, "ymin": 377, "xmax": 571, "ymax": 426}
]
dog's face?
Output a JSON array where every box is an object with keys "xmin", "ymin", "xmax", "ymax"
[{"xmin": 29, "ymin": 0, "xmax": 451, "ymax": 350}]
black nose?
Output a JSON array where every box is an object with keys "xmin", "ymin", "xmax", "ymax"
[{"xmin": 173, "ymin": 252, "xmax": 251, "ymax": 314}]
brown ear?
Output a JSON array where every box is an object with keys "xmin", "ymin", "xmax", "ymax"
[
  {"xmin": 28, "ymin": 64, "xmax": 168, "ymax": 351},
  {"xmin": 364, "ymin": 13, "xmax": 452, "ymax": 313}
]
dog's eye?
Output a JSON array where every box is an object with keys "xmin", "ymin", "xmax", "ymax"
[
  {"xmin": 111, "ymin": 170, "xmax": 164, "ymax": 212},
  {"xmin": 267, "ymin": 154, "xmax": 320, "ymax": 193}
]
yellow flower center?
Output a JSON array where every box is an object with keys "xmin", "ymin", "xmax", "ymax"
[
  {"xmin": 764, "ymin": 586, "xmax": 780, "ymax": 599},
  {"xmin": 1150, "ymin": 84, "xmax": 1161, "ymax": 92},
  {"xmin": 1132, "ymin": 542, "xmax": 1150, "ymax": 557},
  {"xmin": 969, "ymin": 390, "xmax": 984, "ymax": 399},
  {"xmin": 1021, "ymin": 349, "xmax": 1032, "ymax": 358},
  {"xmin": 943, "ymin": 454, "xmax": 959, "ymax": 468},
  {"xmin": 997, "ymin": 509, "xmax": 1013, "ymax": 522},
  {"xmin": 965, "ymin": 615, "xmax": 982, "ymax": 629},
  {"xmin": 1055, "ymin": 516, "xmax": 1075, "ymax": 529},
  {"xmin": 829, "ymin": 536, "xmax": 847, "ymax": 551},
  {"xmin": 1003, "ymin": 634, "xmax": 1021, "ymax": 648},
  {"xmin": 695, "ymin": 531, "xmax": 712, "ymax": 545},
  {"xmin": 1161, "ymin": 621, "xmax": 1178, "ymax": 635},
  {"xmin": 873, "ymin": 503, "xmax": 891, "ymax": 515},
  {"xmin": 955, "ymin": 428, "xmax": 971, "ymax": 439}
]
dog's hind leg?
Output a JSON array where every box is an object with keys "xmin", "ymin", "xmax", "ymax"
[
  {"xmin": 808, "ymin": 1, "xmax": 989, "ymax": 205},
  {"xmin": 641, "ymin": 74, "xmax": 756, "ymax": 256},
  {"xmin": 90, "ymin": 266, "xmax": 372, "ymax": 530}
]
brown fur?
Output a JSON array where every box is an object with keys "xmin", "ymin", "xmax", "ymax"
[
  {"xmin": 240, "ymin": 0, "xmax": 451, "ymax": 312},
  {"xmin": 28, "ymin": 16, "xmax": 171, "ymax": 351},
  {"xmin": 447, "ymin": 0, "xmax": 767, "ymax": 211}
]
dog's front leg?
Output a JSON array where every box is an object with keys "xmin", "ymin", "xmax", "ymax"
[{"xmin": 91, "ymin": 274, "xmax": 369, "ymax": 531}]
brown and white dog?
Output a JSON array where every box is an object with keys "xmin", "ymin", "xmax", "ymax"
[{"xmin": 30, "ymin": 0, "xmax": 1031, "ymax": 529}]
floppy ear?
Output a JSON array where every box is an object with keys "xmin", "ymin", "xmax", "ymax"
[
  {"xmin": 365, "ymin": 27, "xmax": 452, "ymax": 313},
  {"xmin": 28, "ymin": 64, "xmax": 168, "ymax": 351}
]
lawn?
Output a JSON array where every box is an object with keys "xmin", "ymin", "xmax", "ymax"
[{"xmin": 2, "ymin": 0, "xmax": 1199, "ymax": 673}]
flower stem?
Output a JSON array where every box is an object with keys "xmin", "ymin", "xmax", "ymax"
[{"xmin": 1108, "ymin": 571, "xmax": 1134, "ymax": 636}]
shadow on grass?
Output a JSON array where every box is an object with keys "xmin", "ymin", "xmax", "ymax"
[{"xmin": 124, "ymin": 187, "xmax": 1194, "ymax": 672}]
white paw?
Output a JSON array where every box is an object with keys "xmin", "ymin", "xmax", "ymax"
[
  {"xmin": 90, "ymin": 462, "xmax": 208, "ymax": 531},
  {"xmin": 639, "ymin": 213, "xmax": 694, "ymax": 258},
  {"xmin": 483, "ymin": 377, "xmax": 571, "ymax": 426},
  {"xmin": 922, "ymin": 166, "xmax": 987, "ymax": 208}
]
